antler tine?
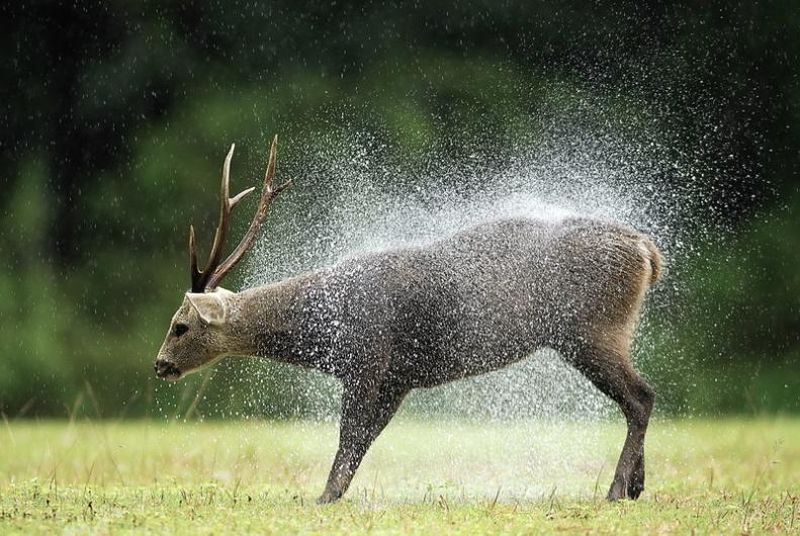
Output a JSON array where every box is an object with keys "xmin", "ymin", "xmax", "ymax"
[
  {"xmin": 189, "ymin": 225, "xmax": 202, "ymax": 292},
  {"xmin": 268, "ymin": 134, "xmax": 293, "ymax": 196},
  {"xmin": 188, "ymin": 143, "xmax": 258, "ymax": 292},
  {"xmin": 230, "ymin": 186, "xmax": 256, "ymax": 208},
  {"xmin": 206, "ymin": 135, "xmax": 291, "ymax": 289}
]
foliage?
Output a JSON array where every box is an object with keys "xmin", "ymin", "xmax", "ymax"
[
  {"xmin": 651, "ymin": 194, "xmax": 800, "ymax": 414},
  {"xmin": 1, "ymin": 2, "xmax": 798, "ymax": 416}
]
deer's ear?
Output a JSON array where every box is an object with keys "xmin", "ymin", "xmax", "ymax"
[{"xmin": 186, "ymin": 292, "xmax": 228, "ymax": 325}]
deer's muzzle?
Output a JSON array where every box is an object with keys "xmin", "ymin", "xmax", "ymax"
[{"xmin": 154, "ymin": 359, "xmax": 181, "ymax": 381}]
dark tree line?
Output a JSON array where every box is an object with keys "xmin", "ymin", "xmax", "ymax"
[{"xmin": 1, "ymin": 1, "xmax": 797, "ymax": 416}]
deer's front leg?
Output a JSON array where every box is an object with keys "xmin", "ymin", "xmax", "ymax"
[{"xmin": 318, "ymin": 381, "xmax": 407, "ymax": 504}]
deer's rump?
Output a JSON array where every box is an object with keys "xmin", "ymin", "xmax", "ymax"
[{"xmin": 307, "ymin": 216, "xmax": 661, "ymax": 387}]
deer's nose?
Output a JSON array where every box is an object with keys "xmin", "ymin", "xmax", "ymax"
[{"xmin": 154, "ymin": 359, "xmax": 181, "ymax": 379}]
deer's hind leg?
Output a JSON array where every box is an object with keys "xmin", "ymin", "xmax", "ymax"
[{"xmin": 564, "ymin": 338, "xmax": 654, "ymax": 500}]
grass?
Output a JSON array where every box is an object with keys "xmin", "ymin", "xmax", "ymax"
[{"xmin": 0, "ymin": 417, "xmax": 798, "ymax": 534}]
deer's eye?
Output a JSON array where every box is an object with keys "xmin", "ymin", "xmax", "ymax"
[{"xmin": 173, "ymin": 323, "xmax": 189, "ymax": 337}]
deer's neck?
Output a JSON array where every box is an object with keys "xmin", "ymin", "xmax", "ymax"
[{"xmin": 227, "ymin": 273, "xmax": 321, "ymax": 366}]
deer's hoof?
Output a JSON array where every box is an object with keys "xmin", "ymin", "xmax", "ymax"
[
  {"xmin": 606, "ymin": 484, "xmax": 625, "ymax": 502},
  {"xmin": 626, "ymin": 479, "xmax": 644, "ymax": 500},
  {"xmin": 607, "ymin": 478, "xmax": 644, "ymax": 501},
  {"xmin": 606, "ymin": 477, "xmax": 630, "ymax": 501},
  {"xmin": 316, "ymin": 490, "xmax": 342, "ymax": 505}
]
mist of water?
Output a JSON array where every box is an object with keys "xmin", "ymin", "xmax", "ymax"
[
  {"xmin": 150, "ymin": 83, "xmax": 763, "ymax": 500},
  {"xmin": 231, "ymin": 104, "xmax": 717, "ymax": 418}
]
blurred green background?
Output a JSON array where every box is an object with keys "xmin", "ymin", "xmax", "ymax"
[{"xmin": 1, "ymin": 1, "xmax": 798, "ymax": 418}]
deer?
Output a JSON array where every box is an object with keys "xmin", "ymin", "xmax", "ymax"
[{"xmin": 155, "ymin": 135, "xmax": 663, "ymax": 504}]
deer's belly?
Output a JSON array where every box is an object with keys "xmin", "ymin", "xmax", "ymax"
[{"xmin": 395, "ymin": 343, "xmax": 541, "ymax": 389}]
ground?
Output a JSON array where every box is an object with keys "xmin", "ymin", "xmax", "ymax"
[{"xmin": 0, "ymin": 417, "xmax": 798, "ymax": 534}]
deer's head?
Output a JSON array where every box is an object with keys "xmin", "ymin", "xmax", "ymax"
[{"xmin": 154, "ymin": 137, "xmax": 291, "ymax": 381}]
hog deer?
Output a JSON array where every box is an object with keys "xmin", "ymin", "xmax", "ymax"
[{"xmin": 155, "ymin": 136, "xmax": 663, "ymax": 503}]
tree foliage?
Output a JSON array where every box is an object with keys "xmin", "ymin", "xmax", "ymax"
[{"xmin": 1, "ymin": 1, "xmax": 798, "ymax": 416}]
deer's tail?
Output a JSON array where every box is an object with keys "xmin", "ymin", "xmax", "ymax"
[{"xmin": 639, "ymin": 237, "xmax": 664, "ymax": 285}]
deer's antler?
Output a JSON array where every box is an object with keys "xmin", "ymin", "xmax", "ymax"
[{"xmin": 189, "ymin": 135, "xmax": 291, "ymax": 292}]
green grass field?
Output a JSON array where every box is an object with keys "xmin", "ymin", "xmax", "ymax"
[{"xmin": 1, "ymin": 417, "xmax": 798, "ymax": 534}]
